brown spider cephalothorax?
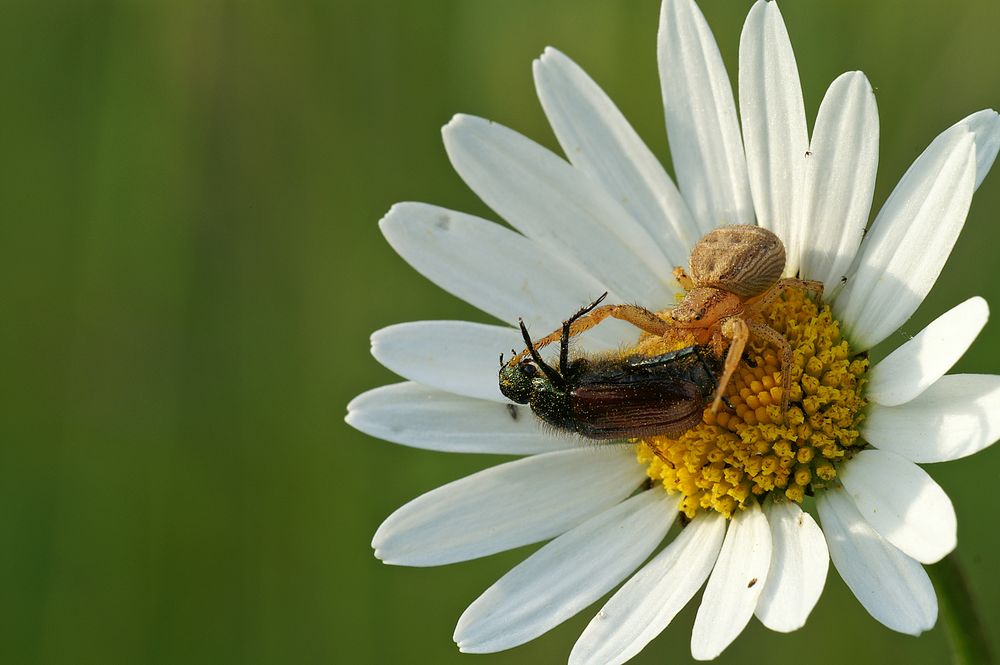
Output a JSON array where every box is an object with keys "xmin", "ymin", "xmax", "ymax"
[{"xmin": 504, "ymin": 225, "xmax": 822, "ymax": 420}]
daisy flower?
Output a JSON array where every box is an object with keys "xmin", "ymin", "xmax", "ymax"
[{"xmin": 346, "ymin": 0, "xmax": 1000, "ymax": 661}]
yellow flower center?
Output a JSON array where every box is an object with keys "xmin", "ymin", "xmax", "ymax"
[{"xmin": 636, "ymin": 288, "xmax": 869, "ymax": 519}]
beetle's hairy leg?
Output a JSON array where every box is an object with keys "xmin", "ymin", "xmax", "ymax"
[
  {"xmin": 560, "ymin": 293, "xmax": 608, "ymax": 375},
  {"xmin": 511, "ymin": 304, "xmax": 672, "ymax": 364},
  {"xmin": 672, "ymin": 266, "xmax": 695, "ymax": 292},
  {"xmin": 748, "ymin": 321, "xmax": 793, "ymax": 415},
  {"xmin": 644, "ymin": 440, "xmax": 669, "ymax": 463},
  {"xmin": 711, "ymin": 317, "xmax": 749, "ymax": 414}
]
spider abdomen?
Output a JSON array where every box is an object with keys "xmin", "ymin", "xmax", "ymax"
[{"xmin": 689, "ymin": 225, "xmax": 785, "ymax": 298}]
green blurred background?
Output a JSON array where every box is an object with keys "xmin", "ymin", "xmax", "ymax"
[{"xmin": 3, "ymin": 0, "xmax": 999, "ymax": 663}]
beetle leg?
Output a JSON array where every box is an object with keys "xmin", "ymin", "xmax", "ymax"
[
  {"xmin": 711, "ymin": 317, "xmax": 749, "ymax": 414},
  {"xmin": 560, "ymin": 293, "xmax": 608, "ymax": 374},
  {"xmin": 512, "ymin": 303, "xmax": 673, "ymax": 364},
  {"xmin": 748, "ymin": 321, "xmax": 794, "ymax": 415},
  {"xmin": 644, "ymin": 440, "xmax": 669, "ymax": 463}
]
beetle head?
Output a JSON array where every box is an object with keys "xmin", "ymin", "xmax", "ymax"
[{"xmin": 499, "ymin": 358, "xmax": 546, "ymax": 404}]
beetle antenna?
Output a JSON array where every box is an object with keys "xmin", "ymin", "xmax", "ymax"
[
  {"xmin": 560, "ymin": 318, "xmax": 571, "ymax": 376},
  {"xmin": 499, "ymin": 352, "xmax": 504, "ymax": 368},
  {"xmin": 519, "ymin": 318, "xmax": 564, "ymax": 387}
]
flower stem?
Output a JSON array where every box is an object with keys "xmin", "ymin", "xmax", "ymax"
[{"xmin": 928, "ymin": 552, "xmax": 994, "ymax": 665}]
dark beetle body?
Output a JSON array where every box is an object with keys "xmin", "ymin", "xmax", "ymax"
[{"xmin": 500, "ymin": 345, "xmax": 722, "ymax": 440}]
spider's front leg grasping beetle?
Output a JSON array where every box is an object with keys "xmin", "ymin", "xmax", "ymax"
[{"xmin": 499, "ymin": 294, "xmax": 724, "ymax": 440}]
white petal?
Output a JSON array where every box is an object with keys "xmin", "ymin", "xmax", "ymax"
[
  {"xmin": 346, "ymin": 382, "xmax": 578, "ymax": 455},
  {"xmin": 863, "ymin": 374, "xmax": 1000, "ymax": 463},
  {"xmin": 658, "ymin": 0, "xmax": 753, "ymax": 233},
  {"xmin": 442, "ymin": 115, "xmax": 675, "ymax": 307},
  {"xmin": 738, "ymin": 0, "xmax": 809, "ymax": 276},
  {"xmin": 691, "ymin": 502, "xmax": 771, "ymax": 660},
  {"xmin": 833, "ymin": 130, "xmax": 977, "ymax": 351},
  {"xmin": 534, "ymin": 47, "xmax": 699, "ymax": 264},
  {"xmin": 868, "ymin": 297, "xmax": 989, "ymax": 407},
  {"xmin": 371, "ymin": 321, "xmax": 523, "ymax": 402},
  {"xmin": 380, "ymin": 202, "xmax": 627, "ymax": 350},
  {"xmin": 754, "ymin": 499, "xmax": 829, "ymax": 632},
  {"xmin": 569, "ymin": 512, "xmax": 725, "ymax": 665},
  {"xmin": 372, "ymin": 446, "xmax": 644, "ymax": 566},
  {"xmin": 817, "ymin": 487, "xmax": 937, "ymax": 635},
  {"xmin": 942, "ymin": 109, "xmax": 1000, "ymax": 190},
  {"xmin": 798, "ymin": 71, "xmax": 879, "ymax": 288},
  {"xmin": 455, "ymin": 490, "xmax": 678, "ymax": 654},
  {"xmin": 838, "ymin": 450, "xmax": 956, "ymax": 564}
]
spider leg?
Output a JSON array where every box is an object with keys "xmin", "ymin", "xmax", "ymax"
[
  {"xmin": 747, "ymin": 278, "xmax": 825, "ymax": 308},
  {"xmin": 711, "ymin": 317, "xmax": 749, "ymax": 414},
  {"xmin": 694, "ymin": 346, "xmax": 734, "ymax": 410},
  {"xmin": 511, "ymin": 302, "xmax": 672, "ymax": 365},
  {"xmin": 748, "ymin": 321, "xmax": 793, "ymax": 415},
  {"xmin": 777, "ymin": 278, "xmax": 824, "ymax": 304},
  {"xmin": 672, "ymin": 266, "xmax": 695, "ymax": 291}
]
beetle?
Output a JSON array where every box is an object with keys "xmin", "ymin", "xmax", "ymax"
[
  {"xmin": 499, "ymin": 294, "xmax": 723, "ymax": 440},
  {"xmin": 503, "ymin": 225, "xmax": 823, "ymax": 418}
]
